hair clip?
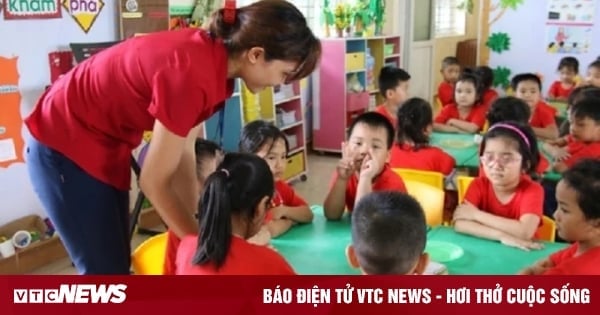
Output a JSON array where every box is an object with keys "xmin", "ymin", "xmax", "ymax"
[
  {"xmin": 221, "ymin": 169, "xmax": 230, "ymax": 177},
  {"xmin": 223, "ymin": 0, "xmax": 236, "ymax": 25}
]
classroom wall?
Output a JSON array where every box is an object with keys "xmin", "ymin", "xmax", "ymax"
[
  {"xmin": 484, "ymin": 0, "xmax": 600, "ymax": 94},
  {"xmin": 0, "ymin": 3, "xmax": 119, "ymax": 226}
]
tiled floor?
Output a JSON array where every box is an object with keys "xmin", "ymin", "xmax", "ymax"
[{"xmin": 27, "ymin": 152, "xmax": 339, "ymax": 275}]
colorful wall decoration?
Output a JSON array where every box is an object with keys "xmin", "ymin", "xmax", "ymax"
[
  {"xmin": 61, "ymin": 0, "xmax": 105, "ymax": 33},
  {"xmin": 0, "ymin": 56, "xmax": 25, "ymax": 168},
  {"xmin": 545, "ymin": 0, "xmax": 595, "ymax": 55},
  {"xmin": 2, "ymin": 0, "xmax": 62, "ymax": 19}
]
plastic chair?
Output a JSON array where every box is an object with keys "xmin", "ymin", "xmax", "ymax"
[
  {"xmin": 404, "ymin": 180, "xmax": 445, "ymax": 226},
  {"xmin": 393, "ymin": 168, "xmax": 444, "ymax": 190},
  {"xmin": 457, "ymin": 176, "xmax": 475, "ymax": 204},
  {"xmin": 131, "ymin": 232, "xmax": 168, "ymax": 275},
  {"xmin": 536, "ymin": 216, "xmax": 556, "ymax": 243}
]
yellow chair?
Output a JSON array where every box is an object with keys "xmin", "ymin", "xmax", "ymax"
[
  {"xmin": 404, "ymin": 180, "xmax": 445, "ymax": 226},
  {"xmin": 393, "ymin": 168, "xmax": 444, "ymax": 190},
  {"xmin": 131, "ymin": 232, "xmax": 168, "ymax": 275},
  {"xmin": 536, "ymin": 216, "xmax": 556, "ymax": 243},
  {"xmin": 457, "ymin": 176, "xmax": 475, "ymax": 204}
]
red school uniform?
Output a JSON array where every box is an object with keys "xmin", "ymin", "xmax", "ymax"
[
  {"xmin": 264, "ymin": 180, "xmax": 308, "ymax": 222},
  {"xmin": 176, "ymin": 235, "xmax": 296, "ymax": 275},
  {"xmin": 434, "ymin": 103, "xmax": 487, "ymax": 130},
  {"xmin": 563, "ymin": 141, "xmax": 600, "ymax": 168},
  {"xmin": 331, "ymin": 164, "xmax": 407, "ymax": 212},
  {"xmin": 481, "ymin": 88, "xmax": 499, "ymax": 109},
  {"xmin": 529, "ymin": 101, "xmax": 557, "ymax": 129},
  {"xmin": 547, "ymin": 81, "xmax": 575, "ymax": 100},
  {"xmin": 374, "ymin": 104, "xmax": 397, "ymax": 128},
  {"xmin": 464, "ymin": 175, "xmax": 543, "ymax": 221},
  {"xmin": 25, "ymin": 29, "xmax": 234, "ymax": 190},
  {"xmin": 389, "ymin": 143, "xmax": 456, "ymax": 176},
  {"xmin": 438, "ymin": 81, "xmax": 454, "ymax": 106},
  {"xmin": 543, "ymin": 243, "xmax": 600, "ymax": 275}
]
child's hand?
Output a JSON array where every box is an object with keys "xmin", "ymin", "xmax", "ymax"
[
  {"xmin": 517, "ymin": 265, "xmax": 547, "ymax": 275},
  {"xmin": 499, "ymin": 235, "xmax": 544, "ymax": 251},
  {"xmin": 358, "ymin": 151, "xmax": 380, "ymax": 180},
  {"xmin": 248, "ymin": 226, "xmax": 271, "ymax": 246},
  {"xmin": 551, "ymin": 147, "xmax": 571, "ymax": 161},
  {"xmin": 453, "ymin": 203, "xmax": 480, "ymax": 222},
  {"xmin": 337, "ymin": 142, "xmax": 357, "ymax": 180}
]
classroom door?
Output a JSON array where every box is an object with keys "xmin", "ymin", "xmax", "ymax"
[{"xmin": 406, "ymin": 0, "xmax": 435, "ymax": 103}]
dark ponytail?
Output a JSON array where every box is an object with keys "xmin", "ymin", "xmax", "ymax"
[
  {"xmin": 396, "ymin": 97, "xmax": 433, "ymax": 149},
  {"xmin": 193, "ymin": 152, "xmax": 274, "ymax": 269},
  {"xmin": 206, "ymin": 0, "xmax": 321, "ymax": 82}
]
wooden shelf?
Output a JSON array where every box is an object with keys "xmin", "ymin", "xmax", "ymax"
[
  {"xmin": 274, "ymin": 95, "xmax": 301, "ymax": 106},
  {"xmin": 280, "ymin": 120, "xmax": 303, "ymax": 131}
]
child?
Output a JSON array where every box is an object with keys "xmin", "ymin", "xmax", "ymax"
[
  {"xmin": 453, "ymin": 121, "xmax": 545, "ymax": 251},
  {"xmin": 438, "ymin": 56, "xmax": 461, "ymax": 106},
  {"xmin": 548, "ymin": 56, "xmax": 579, "ymax": 101},
  {"xmin": 584, "ymin": 57, "xmax": 600, "ymax": 88},
  {"xmin": 475, "ymin": 65, "xmax": 498, "ymax": 109},
  {"xmin": 485, "ymin": 96, "xmax": 549, "ymax": 176},
  {"xmin": 176, "ymin": 152, "xmax": 295, "ymax": 275},
  {"xmin": 374, "ymin": 66, "xmax": 411, "ymax": 127},
  {"xmin": 519, "ymin": 159, "xmax": 600, "ymax": 275},
  {"xmin": 324, "ymin": 112, "xmax": 407, "ymax": 220},
  {"xmin": 163, "ymin": 139, "xmax": 223, "ymax": 275},
  {"xmin": 512, "ymin": 73, "xmax": 559, "ymax": 140},
  {"xmin": 390, "ymin": 97, "xmax": 455, "ymax": 175},
  {"xmin": 239, "ymin": 120, "xmax": 313, "ymax": 237},
  {"xmin": 543, "ymin": 99, "xmax": 600, "ymax": 173},
  {"xmin": 346, "ymin": 191, "xmax": 429, "ymax": 275},
  {"xmin": 433, "ymin": 72, "xmax": 487, "ymax": 133},
  {"xmin": 557, "ymin": 86, "xmax": 600, "ymax": 137}
]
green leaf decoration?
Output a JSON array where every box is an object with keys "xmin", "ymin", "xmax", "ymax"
[
  {"xmin": 493, "ymin": 66, "xmax": 512, "ymax": 89},
  {"xmin": 500, "ymin": 0, "xmax": 524, "ymax": 10},
  {"xmin": 486, "ymin": 32, "xmax": 511, "ymax": 53},
  {"xmin": 457, "ymin": 0, "xmax": 474, "ymax": 14}
]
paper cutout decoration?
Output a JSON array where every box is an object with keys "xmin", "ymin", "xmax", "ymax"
[
  {"xmin": 61, "ymin": 0, "xmax": 105, "ymax": 33},
  {"xmin": 2, "ymin": 0, "xmax": 62, "ymax": 20},
  {"xmin": 0, "ymin": 56, "xmax": 25, "ymax": 167}
]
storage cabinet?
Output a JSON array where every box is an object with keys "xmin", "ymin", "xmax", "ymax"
[{"xmin": 312, "ymin": 36, "xmax": 402, "ymax": 153}]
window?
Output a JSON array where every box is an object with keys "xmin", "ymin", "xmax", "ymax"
[
  {"xmin": 238, "ymin": 0, "xmax": 321, "ymax": 33},
  {"xmin": 434, "ymin": 0, "xmax": 466, "ymax": 38}
]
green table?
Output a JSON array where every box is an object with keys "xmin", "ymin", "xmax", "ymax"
[
  {"xmin": 548, "ymin": 100, "xmax": 568, "ymax": 119},
  {"xmin": 430, "ymin": 132, "xmax": 480, "ymax": 168},
  {"xmin": 272, "ymin": 206, "xmax": 567, "ymax": 275}
]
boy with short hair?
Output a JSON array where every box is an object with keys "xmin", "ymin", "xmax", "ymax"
[
  {"xmin": 544, "ymin": 99, "xmax": 600, "ymax": 173},
  {"xmin": 323, "ymin": 112, "xmax": 406, "ymax": 220},
  {"xmin": 374, "ymin": 66, "xmax": 411, "ymax": 127},
  {"xmin": 512, "ymin": 73, "xmax": 559, "ymax": 140},
  {"xmin": 438, "ymin": 57, "xmax": 461, "ymax": 106},
  {"xmin": 346, "ymin": 191, "xmax": 429, "ymax": 275},
  {"xmin": 520, "ymin": 159, "xmax": 600, "ymax": 275}
]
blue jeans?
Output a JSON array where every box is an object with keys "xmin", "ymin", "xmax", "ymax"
[{"xmin": 26, "ymin": 138, "xmax": 130, "ymax": 274}]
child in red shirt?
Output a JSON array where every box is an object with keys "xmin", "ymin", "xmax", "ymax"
[
  {"xmin": 453, "ymin": 122, "xmax": 545, "ymax": 250},
  {"xmin": 484, "ymin": 96, "xmax": 550, "ymax": 176},
  {"xmin": 584, "ymin": 58, "xmax": 600, "ymax": 88},
  {"xmin": 324, "ymin": 112, "xmax": 407, "ymax": 220},
  {"xmin": 437, "ymin": 56, "xmax": 461, "ymax": 106},
  {"xmin": 347, "ymin": 191, "xmax": 429, "ymax": 275},
  {"xmin": 512, "ymin": 73, "xmax": 559, "ymax": 140},
  {"xmin": 520, "ymin": 159, "xmax": 600, "ymax": 275},
  {"xmin": 176, "ymin": 153, "xmax": 295, "ymax": 275},
  {"xmin": 390, "ymin": 97, "xmax": 455, "ymax": 175},
  {"xmin": 374, "ymin": 66, "xmax": 411, "ymax": 128},
  {"xmin": 543, "ymin": 99, "xmax": 600, "ymax": 173},
  {"xmin": 475, "ymin": 65, "xmax": 498, "ymax": 110},
  {"xmin": 239, "ymin": 120, "xmax": 313, "ymax": 238},
  {"xmin": 548, "ymin": 56, "xmax": 579, "ymax": 101},
  {"xmin": 163, "ymin": 139, "xmax": 222, "ymax": 275},
  {"xmin": 434, "ymin": 72, "xmax": 487, "ymax": 133}
]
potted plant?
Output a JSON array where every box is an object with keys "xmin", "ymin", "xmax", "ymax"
[
  {"xmin": 322, "ymin": 0, "xmax": 335, "ymax": 37},
  {"xmin": 334, "ymin": 3, "xmax": 350, "ymax": 37},
  {"xmin": 352, "ymin": 0, "xmax": 373, "ymax": 37},
  {"xmin": 373, "ymin": 0, "xmax": 385, "ymax": 35}
]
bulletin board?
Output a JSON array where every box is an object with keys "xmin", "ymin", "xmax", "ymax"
[{"xmin": 546, "ymin": 0, "xmax": 595, "ymax": 54}]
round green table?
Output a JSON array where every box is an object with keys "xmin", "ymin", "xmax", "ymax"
[{"xmin": 272, "ymin": 206, "xmax": 567, "ymax": 275}]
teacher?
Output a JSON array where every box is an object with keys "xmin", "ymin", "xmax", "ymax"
[{"xmin": 24, "ymin": 0, "xmax": 321, "ymax": 274}]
